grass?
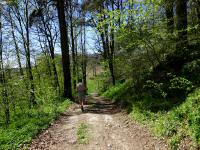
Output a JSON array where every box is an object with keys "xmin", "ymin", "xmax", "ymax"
[
  {"xmin": 0, "ymin": 100, "xmax": 72, "ymax": 149},
  {"xmin": 87, "ymin": 76, "xmax": 104, "ymax": 94},
  {"xmin": 102, "ymin": 80, "xmax": 132, "ymax": 100},
  {"xmin": 130, "ymin": 89, "xmax": 200, "ymax": 149},
  {"xmin": 77, "ymin": 123, "xmax": 89, "ymax": 144},
  {"xmin": 102, "ymin": 81, "xmax": 200, "ymax": 149}
]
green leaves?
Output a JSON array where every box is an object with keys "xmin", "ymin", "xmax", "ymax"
[{"xmin": 169, "ymin": 77, "xmax": 193, "ymax": 93}]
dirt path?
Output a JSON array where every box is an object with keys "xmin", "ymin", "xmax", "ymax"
[{"xmin": 29, "ymin": 94, "xmax": 168, "ymax": 150}]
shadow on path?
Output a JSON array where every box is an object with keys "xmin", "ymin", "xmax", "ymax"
[{"xmin": 72, "ymin": 93, "xmax": 120, "ymax": 115}]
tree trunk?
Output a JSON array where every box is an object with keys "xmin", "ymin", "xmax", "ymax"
[
  {"xmin": 196, "ymin": 0, "xmax": 200, "ymax": 26},
  {"xmin": 0, "ymin": 6, "xmax": 10, "ymax": 126},
  {"xmin": 56, "ymin": 0, "xmax": 72, "ymax": 99},
  {"xmin": 109, "ymin": 1, "xmax": 116, "ymax": 85},
  {"xmin": 81, "ymin": 20, "xmax": 87, "ymax": 91},
  {"xmin": 49, "ymin": 40, "xmax": 60, "ymax": 89},
  {"xmin": 176, "ymin": 0, "xmax": 188, "ymax": 49},
  {"xmin": 165, "ymin": 0, "xmax": 174, "ymax": 33},
  {"xmin": 39, "ymin": 14, "xmax": 60, "ymax": 89},
  {"xmin": 69, "ymin": 0, "xmax": 77, "ymax": 92},
  {"xmin": 0, "ymin": 6, "xmax": 3, "ymax": 83},
  {"xmin": 37, "ymin": 29, "xmax": 52, "ymax": 77},
  {"xmin": 8, "ymin": 9, "xmax": 24, "ymax": 76},
  {"xmin": 75, "ymin": 27, "xmax": 79, "ymax": 82},
  {"xmin": 25, "ymin": 0, "xmax": 37, "ymax": 107}
]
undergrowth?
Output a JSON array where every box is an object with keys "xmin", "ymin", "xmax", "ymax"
[
  {"xmin": 0, "ymin": 99, "xmax": 72, "ymax": 149},
  {"xmin": 102, "ymin": 82, "xmax": 200, "ymax": 149}
]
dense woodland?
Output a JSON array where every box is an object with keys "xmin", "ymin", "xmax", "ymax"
[{"xmin": 0, "ymin": 0, "xmax": 200, "ymax": 149}]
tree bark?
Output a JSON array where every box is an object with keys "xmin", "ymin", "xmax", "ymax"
[
  {"xmin": 165, "ymin": 0, "xmax": 174, "ymax": 33},
  {"xmin": 81, "ymin": 19, "xmax": 87, "ymax": 91},
  {"xmin": 56, "ymin": 0, "xmax": 72, "ymax": 99},
  {"xmin": 39, "ymin": 13, "xmax": 60, "ymax": 89},
  {"xmin": 196, "ymin": 0, "xmax": 200, "ymax": 26},
  {"xmin": 25, "ymin": 0, "xmax": 37, "ymax": 107},
  {"xmin": 37, "ymin": 29, "xmax": 52, "ymax": 77},
  {"xmin": 69, "ymin": 0, "xmax": 77, "ymax": 92},
  {"xmin": 0, "ymin": 6, "xmax": 10, "ymax": 126},
  {"xmin": 8, "ymin": 9, "xmax": 24, "ymax": 76},
  {"xmin": 109, "ymin": 1, "xmax": 116, "ymax": 85},
  {"xmin": 176, "ymin": 0, "xmax": 188, "ymax": 49}
]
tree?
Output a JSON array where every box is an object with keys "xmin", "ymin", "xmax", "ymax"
[
  {"xmin": 176, "ymin": 0, "xmax": 188, "ymax": 49},
  {"xmin": 56, "ymin": 0, "xmax": 72, "ymax": 99},
  {"xmin": 164, "ymin": 0, "xmax": 174, "ymax": 33},
  {"xmin": 85, "ymin": 0, "xmax": 116, "ymax": 85},
  {"xmin": 24, "ymin": 0, "xmax": 37, "ymax": 107},
  {"xmin": 69, "ymin": 0, "xmax": 77, "ymax": 92},
  {"xmin": 8, "ymin": 7, "xmax": 24, "ymax": 76},
  {"xmin": 0, "ymin": 3, "xmax": 10, "ymax": 126}
]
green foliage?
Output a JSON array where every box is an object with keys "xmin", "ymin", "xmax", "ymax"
[
  {"xmin": 144, "ymin": 80, "xmax": 167, "ymax": 98},
  {"xmin": 0, "ymin": 100, "xmax": 71, "ymax": 149},
  {"xmin": 102, "ymin": 80, "xmax": 132, "ymax": 101},
  {"xmin": 87, "ymin": 76, "xmax": 103, "ymax": 94},
  {"xmin": 0, "ymin": 54, "xmax": 73, "ymax": 149},
  {"xmin": 161, "ymin": 76, "xmax": 194, "ymax": 100},
  {"xmin": 131, "ymin": 89, "xmax": 200, "ymax": 148},
  {"xmin": 94, "ymin": 0, "xmax": 200, "ymax": 149},
  {"xmin": 103, "ymin": 81, "xmax": 200, "ymax": 149},
  {"xmin": 182, "ymin": 59, "xmax": 200, "ymax": 84},
  {"xmin": 95, "ymin": 71, "xmax": 112, "ymax": 93},
  {"xmin": 77, "ymin": 123, "xmax": 89, "ymax": 144},
  {"xmin": 169, "ymin": 77, "xmax": 193, "ymax": 92}
]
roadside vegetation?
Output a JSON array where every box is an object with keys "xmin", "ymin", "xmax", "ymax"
[
  {"xmin": 95, "ymin": 0, "xmax": 200, "ymax": 149},
  {"xmin": 1, "ymin": 0, "xmax": 200, "ymax": 149},
  {"xmin": 102, "ymin": 82, "xmax": 200, "ymax": 149},
  {"xmin": 0, "ymin": 99, "xmax": 71, "ymax": 149}
]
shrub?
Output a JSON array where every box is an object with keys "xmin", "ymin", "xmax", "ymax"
[
  {"xmin": 168, "ymin": 77, "xmax": 193, "ymax": 99},
  {"xmin": 182, "ymin": 59, "xmax": 200, "ymax": 84},
  {"xmin": 143, "ymin": 80, "xmax": 167, "ymax": 98}
]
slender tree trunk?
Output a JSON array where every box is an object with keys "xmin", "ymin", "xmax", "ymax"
[
  {"xmin": 81, "ymin": 20, "xmax": 87, "ymax": 90},
  {"xmin": 0, "ymin": 6, "xmax": 10, "ymax": 126},
  {"xmin": 49, "ymin": 41, "xmax": 60, "ymax": 89},
  {"xmin": 83, "ymin": 22, "xmax": 87, "ymax": 89},
  {"xmin": 99, "ymin": 7, "xmax": 107, "ymax": 59},
  {"xmin": 25, "ymin": 0, "xmax": 37, "ymax": 107},
  {"xmin": 37, "ymin": 29, "xmax": 52, "ymax": 77},
  {"xmin": 40, "ymin": 15, "xmax": 60, "ymax": 89},
  {"xmin": 196, "ymin": 0, "xmax": 200, "ymax": 26},
  {"xmin": 56, "ymin": 0, "xmax": 72, "ymax": 99},
  {"xmin": 176, "ymin": 0, "xmax": 188, "ymax": 49},
  {"xmin": 69, "ymin": 0, "xmax": 77, "ymax": 92},
  {"xmin": 75, "ymin": 27, "xmax": 79, "ymax": 82},
  {"xmin": 109, "ymin": 1, "xmax": 116, "ymax": 85},
  {"xmin": 8, "ymin": 10, "xmax": 24, "ymax": 76},
  {"xmin": 12, "ymin": 6, "xmax": 35, "ymax": 107},
  {"xmin": 0, "ymin": 6, "xmax": 3, "ymax": 84},
  {"xmin": 165, "ymin": 0, "xmax": 174, "ymax": 33},
  {"xmin": 45, "ymin": 27, "xmax": 59, "ymax": 89},
  {"xmin": 99, "ymin": 2, "xmax": 115, "ymax": 85},
  {"xmin": 104, "ymin": 19, "xmax": 109, "ymax": 59}
]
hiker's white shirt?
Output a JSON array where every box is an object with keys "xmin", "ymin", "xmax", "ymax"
[{"xmin": 77, "ymin": 82, "xmax": 85, "ymax": 92}]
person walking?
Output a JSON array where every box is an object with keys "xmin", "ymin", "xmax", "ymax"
[{"xmin": 77, "ymin": 79, "xmax": 86, "ymax": 112}]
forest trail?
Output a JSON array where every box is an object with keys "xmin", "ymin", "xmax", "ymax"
[{"xmin": 29, "ymin": 94, "xmax": 168, "ymax": 150}]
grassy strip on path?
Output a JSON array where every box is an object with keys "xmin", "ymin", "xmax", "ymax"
[{"xmin": 77, "ymin": 123, "xmax": 89, "ymax": 144}]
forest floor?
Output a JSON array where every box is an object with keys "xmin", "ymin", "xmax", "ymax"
[{"xmin": 29, "ymin": 94, "xmax": 169, "ymax": 150}]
